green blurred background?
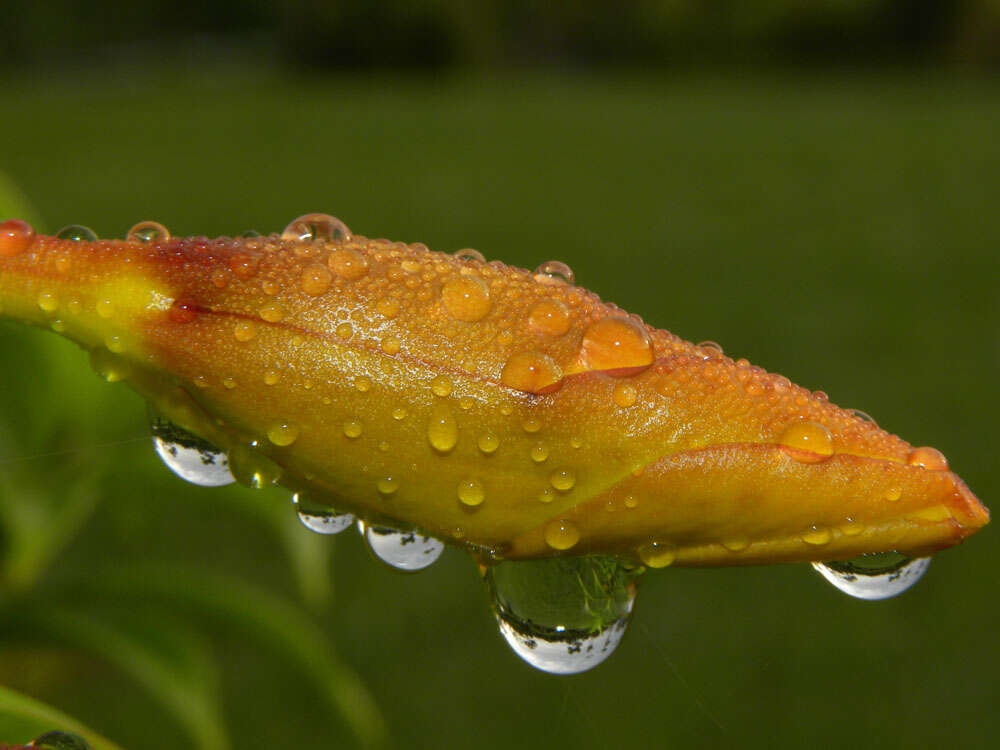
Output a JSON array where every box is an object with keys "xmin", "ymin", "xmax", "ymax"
[{"xmin": 1, "ymin": 1, "xmax": 998, "ymax": 748}]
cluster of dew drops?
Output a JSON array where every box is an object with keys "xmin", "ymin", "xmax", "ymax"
[{"xmin": 44, "ymin": 214, "xmax": 933, "ymax": 675}]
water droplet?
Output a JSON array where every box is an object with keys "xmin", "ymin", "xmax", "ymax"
[
  {"xmin": 430, "ymin": 375, "xmax": 453, "ymax": 397},
  {"xmin": 575, "ymin": 317, "xmax": 654, "ymax": 373},
  {"xmin": 376, "ymin": 475, "xmax": 400, "ymax": 495},
  {"xmin": 779, "ymin": 420, "xmax": 834, "ymax": 462},
  {"xmin": 361, "ymin": 523, "xmax": 444, "ymax": 571},
  {"xmin": 127, "ymin": 220, "xmax": 170, "ymax": 242},
  {"xmin": 392, "ymin": 407, "xmax": 408, "ymax": 421},
  {"xmin": 801, "ymin": 525, "xmax": 832, "ymax": 545},
  {"xmin": 544, "ymin": 519, "xmax": 579, "ymax": 550},
  {"xmin": 56, "ymin": 224, "xmax": 97, "ymax": 242},
  {"xmin": 721, "ymin": 536, "xmax": 750, "ymax": 552},
  {"xmin": 328, "ymin": 248, "xmax": 368, "ymax": 280},
  {"xmin": 522, "ymin": 417, "xmax": 542, "ymax": 434},
  {"xmin": 884, "ymin": 487, "xmax": 902, "ymax": 502},
  {"xmin": 37, "ymin": 291, "xmax": 58, "ymax": 312},
  {"xmin": 259, "ymin": 302, "xmax": 286, "ymax": 323},
  {"xmin": 697, "ymin": 340, "xmax": 724, "ymax": 356},
  {"xmin": 376, "ymin": 298, "xmax": 400, "ymax": 319},
  {"xmin": 301, "ymin": 263, "xmax": 333, "ymax": 295},
  {"xmin": 228, "ymin": 444, "xmax": 282, "ymax": 489},
  {"xmin": 532, "ymin": 260, "xmax": 575, "ymax": 285},
  {"xmin": 222, "ymin": 377, "xmax": 237, "ymax": 389},
  {"xmin": 267, "ymin": 422, "xmax": 300, "ymax": 447},
  {"xmin": 105, "ymin": 335, "xmax": 125, "ymax": 353},
  {"xmin": 282, "ymin": 213, "xmax": 350, "ymax": 243},
  {"xmin": 31, "ymin": 730, "xmax": 93, "ymax": 750},
  {"xmin": 96, "ymin": 298, "xmax": 115, "ymax": 319},
  {"xmin": 294, "ymin": 494, "xmax": 353, "ymax": 534},
  {"xmin": 335, "ymin": 321, "xmax": 353, "ymax": 339},
  {"xmin": 638, "ymin": 541, "xmax": 676, "ymax": 568},
  {"xmin": 530, "ymin": 443, "xmax": 549, "ymax": 463},
  {"xmin": 233, "ymin": 320, "xmax": 256, "ymax": 342},
  {"xmin": 0, "ymin": 218, "xmax": 34, "ymax": 257},
  {"xmin": 624, "ymin": 495, "xmax": 638, "ymax": 509},
  {"xmin": 168, "ymin": 297, "xmax": 198, "ymax": 325},
  {"xmin": 343, "ymin": 419, "xmax": 363, "ymax": 439},
  {"xmin": 478, "ymin": 432, "xmax": 500, "ymax": 453},
  {"xmin": 441, "ymin": 275, "xmax": 491, "ymax": 322},
  {"xmin": 907, "ymin": 446, "xmax": 948, "ymax": 471},
  {"xmin": 427, "ymin": 403, "xmax": 458, "ymax": 452},
  {"xmin": 355, "ymin": 376, "xmax": 372, "ymax": 393},
  {"xmin": 528, "ymin": 300, "xmax": 571, "ymax": 336},
  {"xmin": 151, "ymin": 414, "xmax": 234, "ymax": 487},
  {"xmin": 851, "ymin": 409, "xmax": 876, "ymax": 423},
  {"xmin": 501, "ymin": 351, "xmax": 562, "ymax": 394},
  {"xmin": 485, "ymin": 556, "xmax": 639, "ymax": 674},
  {"xmin": 89, "ymin": 348, "xmax": 131, "ymax": 382},
  {"xmin": 454, "ymin": 248, "xmax": 485, "ymax": 262},
  {"xmin": 381, "ymin": 335, "xmax": 401, "ymax": 355},
  {"xmin": 229, "ymin": 253, "xmax": 257, "ymax": 279},
  {"xmin": 263, "ymin": 370, "xmax": 280, "ymax": 385},
  {"xmin": 457, "ymin": 477, "xmax": 485, "ymax": 507},
  {"xmin": 812, "ymin": 553, "xmax": 930, "ymax": 600},
  {"xmin": 612, "ymin": 382, "xmax": 637, "ymax": 407},
  {"xmin": 549, "ymin": 468, "xmax": 576, "ymax": 492}
]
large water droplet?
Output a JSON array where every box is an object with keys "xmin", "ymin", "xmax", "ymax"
[
  {"xmin": 778, "ymin": 420, "xmax": 834, "ymax": 462},
  {"xmin": 812, "ymin": 552, "xmax": 930, "ymax": 600},
  {"xmin": 907, "ymin": 446, "xmax": 949, "ymax": 471},
  {"xmin": 528, "ymin": 299, "xmax": 571, "ymax": 337},
  {"xmin": 485, "ymin": 556, "xmax": 640, "ymax": 674},
  {"xmin": 427, "ymin": 402, "xmax": 458, "ymax": 452},
  {"xmin": 151, "ymin": 414, "xmax": 234, "ymax": 487},
  {"xmin": 454, "ymin": 248, "xmax": 485, "ymax": 263},
  {"xmin": 127, "ymin": 220, "xmax": 170, "ymax": 242},
  {"xmin": 574, "ymin": 317, "xmax": 653, "ymax": 373},
  {"xmin": 0, "ymin": 218, "xmax": 34, "ymax": 256},
  {"xmin": 500, "ymin": 351, "xmax": 562, "ymax": 394},
  {"xmin": 31, "ymin": 731, "xmax": 93, "ymax": 750},
  {"xmin": 294, "ymin": 494, "xmax": 354, "ymax": 534},
  {"xmin": 282, "ymin": 213, "xmax": 351, "ymax": 243},
  {"xmin": 360, "ymin": 522, "xmax": 444, "ymax": 571},
  {"xmin": 441, "ymin": 275, "xmax": 491, "ymax": 322},
  {"xmin": 56, "ymin": 224, "xmax": 98, "ymax": 242}
]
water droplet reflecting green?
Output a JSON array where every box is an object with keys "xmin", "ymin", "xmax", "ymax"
[
  {"xmin": 150, "ymin": 413, "xmax": 233, "ymax": 487},
  {"xmin": 56, "ymin": 224, "xmax": 98, "ymax": 242},
  {"xmin": 293, "ymin": 493, "xmax": 354, "ymax": 534},
  {"xmin": 485, "ymin": 556, "xmax": 640, "ymax": 674},
  {"xmin": 31, "ymin": 731, "xmax": 93, "ymax": 750},
  {"xmin": 812, "ymin": 552, "xmax": 930, "ymax": 600}
]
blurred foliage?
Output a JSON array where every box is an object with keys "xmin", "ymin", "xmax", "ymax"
[
  {"xmin": 0, "ymin": 64, "xmax": 998, "ymax": 750},
  {"xmin": 3, "ymin": 0, "xmax": 1000, "ymax": 69}
]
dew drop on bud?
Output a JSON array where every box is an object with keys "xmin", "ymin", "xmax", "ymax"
[
  {"xmin": 532, "ymin": 260, "xmax": 575, "ymax": 285},
  {"xmin": 293, "ymin": 493, "xmax": 354, "ymax": 534},
  {"xmin": 484, "ymin": 556, "xmax": 640, "ymax": 674},
  {"xmin": 454, "ymin": 248, "xmax": 485, "ymax": 262},
  {"xmin": 282, "ymin": 213, "xmax": 351, "ymax": 243},
  {"xmin": 812, "ymin": 552, "xmax": 930, "ymax": 600},
  {"xmin": 0, "ymin": 218, "xmax": 34, "ymax": 257},
  {"xmin": 127, "ymin": 220, "xmax": 170, "ymax": 242},
  {"xmin": 56, "ymin": 224, "xmax": 98, "ymax": 242},
  {"xmin": 150, "ymin": 413, "xmax": 234, "ymax": 487},
  {"xmin": 360, "ymin": 521, "xmax": 444, "ymax": 571}
]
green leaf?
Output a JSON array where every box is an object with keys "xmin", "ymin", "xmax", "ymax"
[{"xmin": 0, "ymin": 683, "xmax": 123, "ymax": 749}]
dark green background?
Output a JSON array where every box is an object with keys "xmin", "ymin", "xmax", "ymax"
[{"xmin": 0, "ymin": 47, "xmax": 997, "ymax": 750}]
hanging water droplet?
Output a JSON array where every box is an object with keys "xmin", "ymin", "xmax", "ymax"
[
  {"xmin": 812, "ymin": 552, "xmax": 930, "ymax": 600},
  {"xmin": 126, "ymin": 220, "xmax": 170, "ymax": 242},
  {"xmin": 150, "ymin": 414, "xmax": 234, "ymax": 487},
  {"xmin": 31, "ymin": 730, "xmax": 93, "ymax": 750},
  {"xmin": 485, "ymin": 556, "xmax": 640, "ymax": 674},
  {"xmin": 293, "ymin": 493, "xmax": 354, "ymax": 534},
  {"xmin": 281, "ymin": 213, "xmax": 351, "ymax": 243},
  {"xmin": 55, "ymin": 224, "xmax": 98, "ymax": 242},
  {"xmin": 360, "ymin": 522, "xmax": 444, "ymax": 571},
  {"xmin": 532, "ymin": 260, "xmax": 575, "ymax": 285},
  {"xmin": 227, "ymin": 443, "xmax": 282, "ymax": 489}
]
